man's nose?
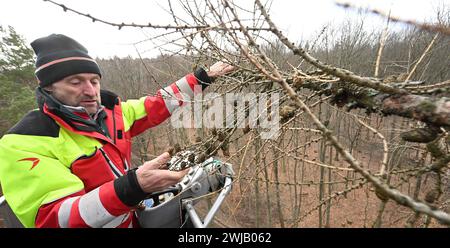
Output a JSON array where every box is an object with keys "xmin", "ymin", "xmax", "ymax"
[{"xmin": 82, "ymin": 81, "xmax": 97, "ymax": 96}]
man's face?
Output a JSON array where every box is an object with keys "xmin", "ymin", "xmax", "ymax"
[{"xmin": 46, "ymin": 73, "xmax": 101, "ymax": 115}]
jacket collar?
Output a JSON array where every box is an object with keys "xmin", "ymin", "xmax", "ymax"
[
  {"xmin": 36, "ymin": 87, "xmax": 119, "ymax": 110},
  {"xmin": 36, "ymin": 87, "xmax": 119, "ymax": 134}
]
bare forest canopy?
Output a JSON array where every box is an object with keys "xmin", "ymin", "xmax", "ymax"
[{"xmin": 2, "ymin": 0, "xmax": 450, "ymax": 227}]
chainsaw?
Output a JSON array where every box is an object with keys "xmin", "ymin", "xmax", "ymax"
[{"xmin": 136, "ymin": 151, "xmax": 234, "ymax": 228}]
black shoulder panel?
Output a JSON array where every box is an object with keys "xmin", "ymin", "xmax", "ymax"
[
  {"xmin": 6, "ymin": 110, "xmax": 60, "ymax": 137},
  {"xmin": 100, "ymin": 90, "xmax": 119, "ymax": 110}
]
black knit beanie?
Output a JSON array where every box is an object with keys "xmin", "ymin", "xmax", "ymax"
[{"xmin": 30, "ymin": 34, "xmax": 101, "ymax": 87}]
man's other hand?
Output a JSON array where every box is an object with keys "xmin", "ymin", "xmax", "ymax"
[
  {"xmin": 207, "ymin": 61, "xmax": 236, "ymax": 79},
  {"xmin": 136, "ymin": 152, "xmax": 188, "ymax": 193}
]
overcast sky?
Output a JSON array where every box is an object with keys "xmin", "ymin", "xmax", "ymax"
[{"xmin": 0, "ymin": 0, "xmax": 445, "ymax": 58}]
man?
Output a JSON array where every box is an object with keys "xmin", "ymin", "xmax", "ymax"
[{"xmin": 0, "ymin": 34, "xmax": 234, "ymax": 228}]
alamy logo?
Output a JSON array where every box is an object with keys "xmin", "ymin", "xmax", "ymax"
[{"xmin": 168, "ymin": 85, "xmax": 280, "ymax": 139}]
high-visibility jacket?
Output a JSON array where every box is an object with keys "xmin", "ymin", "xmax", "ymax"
[{"xmin": 0, "ymin": 69, "xmax": 210, "ymax": 227}]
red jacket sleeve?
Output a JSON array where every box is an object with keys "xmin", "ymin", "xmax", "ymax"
[
  {"xmin": 35, "ymin": 181, "xmax": 136, "ymax": 228},
  {"xmin": 129, "ymin": 69, "xmax": 210, "ymax": 137}
]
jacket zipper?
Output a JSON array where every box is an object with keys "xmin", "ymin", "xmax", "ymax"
[{"xmin": 99, "ymin": 147, "xmax": 123, "ymax": 178}]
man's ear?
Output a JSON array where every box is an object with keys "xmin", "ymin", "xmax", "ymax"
[{"xmin": 43, "ymin": 85, "xmax": 53, "ymax": 93}]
